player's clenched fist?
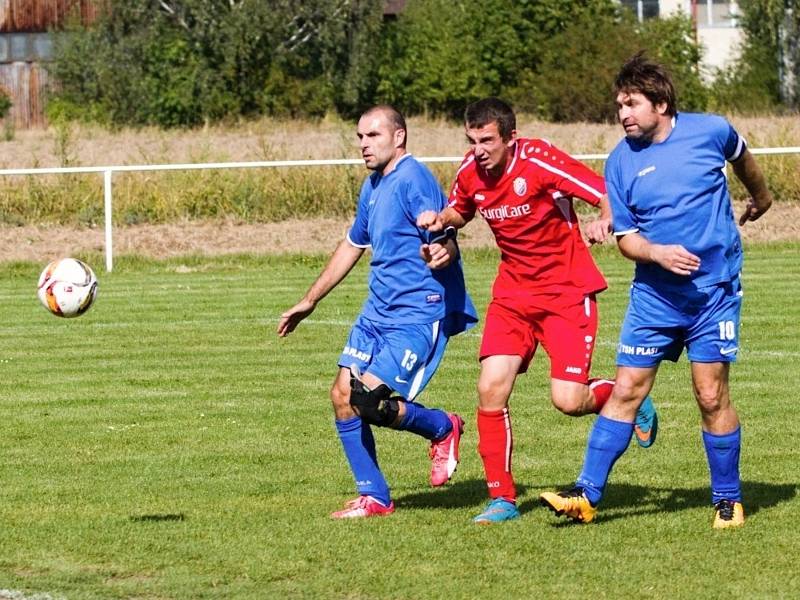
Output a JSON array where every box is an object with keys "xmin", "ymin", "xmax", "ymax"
[
  {"xmin": 416, "ymin": 210, "xmax": 444, "ymax": 232},
  {"xmin": 421, "ymin": 241, "xmax": 454, "ymax": 270}
]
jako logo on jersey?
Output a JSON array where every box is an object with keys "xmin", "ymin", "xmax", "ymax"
[
  {"xmin": 479, "ymin": 203, "xmax": 532, "ymax": 221},
  {"xmin": 426, "ymin": 293, "xmax": 442, "ymax": 303},
  {"xmin": 343, "ymin": 346, "xmax": 371, "ymax": 362},
  {"xmin": 637, "ymin": 165, "xmax": 656, "ymax": 177},
  {"xmin": 513, "ymin": 177, "xmax": 527, "ymax": 196},
  {"xmin": 474, "ymin": 193, "xmax": 486, "ymax": 202},
  {"xmin": 565, "ymin": 366, "xmax": 582, "ymax": 375}
]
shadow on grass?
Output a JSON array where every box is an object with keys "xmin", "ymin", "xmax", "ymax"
[
  {"xmin": 526, "ymin": 480, "xmax": 797, "ymax": 525},
  {"xmin": 129, "ymin": 513, "xmax": 187, "ymax": 523},
  {"xmin": 395, "ymin": 478, "xmax": 529, "ymax": 510}
]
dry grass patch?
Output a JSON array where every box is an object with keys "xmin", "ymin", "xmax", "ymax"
[
  {"xmin": 1, "ymin": 200, "xmax": 797, "ymax": 264},
  {"xmin": 0, "ymin": 115, "xmax": 797, "ymax": 228},
  {"xmin": 3, "ymin": 115, "xmax": 798, "ymax": 168}
]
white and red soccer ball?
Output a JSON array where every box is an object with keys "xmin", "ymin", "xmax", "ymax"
[{"xmin": 37, "ymin": 258, "xmax": 98, "ymax": 318}]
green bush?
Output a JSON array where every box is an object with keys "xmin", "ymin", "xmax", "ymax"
[
  {"xmin": 709, "ymin": 45, "xmax": 782, "ymax": 115},
  {"xmin": 709, "ymin": 0, "xmax": 798, "ymax": 112},
  {"xmin": 513, "ymin": 16, "xmax": 639, "ymax": 121},
  {"xmin": 50, "ymin": 0, "xmax": 384, "ymax": 127},
  {"xmin": 0, "ymin": 87, "xmax": 11, "ymax": 119},
  {"xmin": 522, "ymin": 12, "xmax": 706, "ymax": 122},
  {"xmin": 641, "ymin": 14, "xmax": 707, "ymax": 112},
  {"xmin": 46, "ymin": 0, "xmax": 792, "ymax": 126},
  {"xmin": 376, "ymin": 0, "xmax": 621, "ymax": 119}
]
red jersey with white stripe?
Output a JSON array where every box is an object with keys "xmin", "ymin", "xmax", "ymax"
[{"xmin": 449, "ymin": 138, "xmax": 607, "ymax": 299}]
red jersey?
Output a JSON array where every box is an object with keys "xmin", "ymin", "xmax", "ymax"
[{"xmin": 448, "ymin": 137, "xmax": 608, "ymax": 300}]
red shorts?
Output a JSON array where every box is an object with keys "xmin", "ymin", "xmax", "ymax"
[{"xmin": 479, "ymin": 294, "xmax": 599, "ymax": 383}]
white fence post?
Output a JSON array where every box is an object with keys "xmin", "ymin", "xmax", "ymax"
[{"xmin": 104, "ymin": 169, "xmax": 113, "ymax": 272}]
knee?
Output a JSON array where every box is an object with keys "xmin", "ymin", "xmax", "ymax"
[
  {"xmin": 477, "ymin": 378, "xmax": 511, "ymax": 411},
  {"xmin": 610, "ymin": 378, "xmax": 647, "ymax": 406},
  {"xmin": 551, "ymin": 392, "xmax": 585, "ymax": 416},
  {"xmin": 694, "ymin": 381, "xmax": 727, "ymax": 414},
  {"xmin": 349, "ymin": 377, "xmax": 400, "ymax": 427},
  {"xmin": 330, "ymin": 381, "xmax": 352, "ymax": 416}
]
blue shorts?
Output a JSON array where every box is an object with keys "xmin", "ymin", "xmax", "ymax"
[
  {"xmin": 338, "ymin": 314, "xmax": 449, "ymax": 400},
  {"xmin": 616, "ymin": 277, "xmax": 743, "ymax": 367}
]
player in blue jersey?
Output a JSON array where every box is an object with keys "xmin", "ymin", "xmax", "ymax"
[
  {"xmin": 540, "ymin": 53, "xmax": 773, "ymax": 528},
  {"xmin": 278, "ymin": 105, "xmax": 478, "ymax": 519}
]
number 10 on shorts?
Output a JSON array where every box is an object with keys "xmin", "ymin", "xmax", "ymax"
[{"xmin": 718, "ymin": 320, "xmax": 736, "ymax": 341}]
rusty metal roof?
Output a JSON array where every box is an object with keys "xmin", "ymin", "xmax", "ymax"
[{"xmin": 0, "ymin": 0, "xmax": 98, "ymax": 33}]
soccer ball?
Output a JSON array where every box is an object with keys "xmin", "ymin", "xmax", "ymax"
[{"xmin": 37, "ymin": 258, "xmax": 98, "ymax": 318}]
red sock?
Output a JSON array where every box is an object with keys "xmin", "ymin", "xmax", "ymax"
[
  {"xmin": 477, "ymin": 407, "xmax": 515, "ymax": 502},
  {"xmin": 588, "ymin": 378, "xmax": 614, "ymax": 413}
]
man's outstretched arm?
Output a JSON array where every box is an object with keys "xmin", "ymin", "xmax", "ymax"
[
  {"xmin": 417, "ymin": 206, "xmax": 468, "ymax": 232},
  {"xmin": 277, "ymin": 240, "xmax": 365, "ymax": 337},
  {"xmin": 732, "ymin": 149, "xmax": 773, "ymax": 225}
]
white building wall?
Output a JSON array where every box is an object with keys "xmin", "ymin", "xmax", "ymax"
[
  {"xmin": 664, "ymin": 1, "xmax": 743, "ymax": 76},
  {"xmin": 660, "ymin": 0, "xmax": 684, "ymax": 14},
  {"xmin": 697, "ymin": 26, "xmax": 744, "ymax": 76}
]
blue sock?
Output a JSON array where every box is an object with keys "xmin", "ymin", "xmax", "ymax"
[
  {"xmin": 397, "ymin": 401, "xmax": 452, "ymax": 440},
  {"xmin": 702, "ymin": 426, "xmax": 742, "ymax": 504},
  {"xmin": 335, "ymin": 417, "xmax": 391, "ymax": 505},
  {"xmin": 576, "ymin": 415, "xmax": 634, "ymax": 506}
]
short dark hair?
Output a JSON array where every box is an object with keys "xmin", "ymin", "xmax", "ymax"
[
  {"xmin": 361, "ymin": 104, "xmax": 408, "ymax": 147},
  {"xmin": 614, "ymin": 52, "xmax": 677, "ymax": 116},
  {"xmin": 464, "ymin": 97, "xmax": 516, "ymax": 141}
]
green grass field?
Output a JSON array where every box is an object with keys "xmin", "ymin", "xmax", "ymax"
[{"xmin": 1, "ymin": 244, "xmax": 798, "ymax": 599}]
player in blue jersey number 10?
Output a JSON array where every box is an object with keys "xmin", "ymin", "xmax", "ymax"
[{"xmin": 540, "ymin": 53, "xmax": 773, "ymax": 529}]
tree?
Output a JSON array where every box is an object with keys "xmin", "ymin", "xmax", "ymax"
[
  {"xmin": 0, "ymin": 87, "xmax": 11, "ymax": 120},
  {"xmin": 375, "ymin": 0, "xmax": 622, "ymax": 119},
  {"xmin": 50, "ymin": 0, "xmax": 383, "ymax": 126},
  {"xmin": 710, "ymin": 0, "xmax": 799, "ymax": 112}
]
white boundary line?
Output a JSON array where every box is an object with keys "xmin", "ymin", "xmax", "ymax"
[{"xmin": 1, "ymin": 147, "xmax": 798, "ymax": 272}]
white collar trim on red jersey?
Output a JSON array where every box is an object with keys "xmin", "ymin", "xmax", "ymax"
[{"xmin": 506, "ymin": 141, "xmax": 519, "ymax": 175}]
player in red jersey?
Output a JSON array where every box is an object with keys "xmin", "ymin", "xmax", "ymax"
[{"xmin": 417, "ymin": 97, "xmax": 658, "ymax": 523}]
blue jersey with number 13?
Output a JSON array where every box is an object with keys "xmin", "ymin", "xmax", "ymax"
[{"xmin": 348, "ymin": 154, "xmax": 477, "ymax": 335}]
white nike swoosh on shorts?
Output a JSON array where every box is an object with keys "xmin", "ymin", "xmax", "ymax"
[{"xmin": 720, "ymin": 347, "xmax": 739, "ymax": 355}]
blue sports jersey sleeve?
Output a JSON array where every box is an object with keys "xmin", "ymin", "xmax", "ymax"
[
  {"xmin": 721, "ymin": 120, "xmax": 746, "ymax": 162},
  {"xmin": 348, "ymin": 177, "xmax": 373, "ymax": 247},
  {"xmin": 704, "ymin": 114, "xmax": 747, "ymax": 163},
  {"xmin": 605, "ymin": 148, "xmax": 638, "ymax": 236},
  {"xmin": 404, "ymin": 177, "xmax": 449, "ymax": 245}
]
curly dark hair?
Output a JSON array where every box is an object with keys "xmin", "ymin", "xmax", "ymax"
[{"xmin": 614, "ymin": 52, "xmax": 677, "ymax": 116}]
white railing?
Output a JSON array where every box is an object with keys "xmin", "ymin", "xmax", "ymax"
[{"xmin": 1, "ymin": 147, "xmax": 799, "ymax": 272}]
